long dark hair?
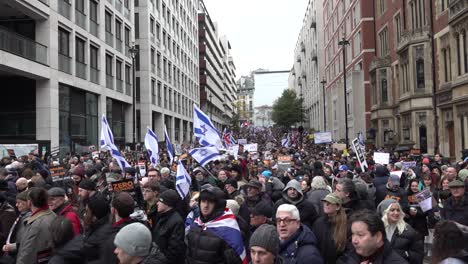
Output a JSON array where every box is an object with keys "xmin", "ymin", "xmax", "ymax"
[
  {"xmin": 49, "ymin": 216, "xmax": 74, "ymax": 249},
  {"xmin": 431, "ymin": 221, "xmax": 466, "ymax": 264}
]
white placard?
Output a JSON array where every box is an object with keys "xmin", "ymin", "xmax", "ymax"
[
  {"xmin": 244, "ymin": 143, "xmax": 258, "ymax": 153},
  {"xmin": 314, "ymin": 132, "xmax": 333, "ymax": 144},
  {"xmin": 373, "ymin": 152, "xmax": 390, "ymax": 165},
  {"xmin": 238, "ymin": 139, "xmax": 247, "ymax": 144}
]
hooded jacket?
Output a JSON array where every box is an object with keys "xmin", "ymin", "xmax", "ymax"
[
  {"xmin": 375, "ymin": 184, "xmax": 408, "ymax": 211},
  {"xmin": 373, "ymin": 166, "xmax": 390, "ymax": 189},
  {"xmin": 279, "ymin": 224, "xmax": 323, "ymax": 264},
  {"xmin": 274, "ymin": 180, "xmax": 318, "ymax": 229},
  {"xmin": 49, "ymin": 235, "xmax": 85, "ymax": 264}
]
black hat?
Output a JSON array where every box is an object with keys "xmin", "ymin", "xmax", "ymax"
[
  {"xmin": 246, "ymin": 180, "xmax": 262, "ymax": 190},
  {"xmin": 225, "ymin": 177, "xmax": 238, "ymax": 189},
  {"xmin": 79, "ymin": 179, "xmax": 96, "ymax": 191},
  {"xmin": 47, "ymin": 187, "xmax": 66, "ymax": 197},
  {"xmin": 124, "ymin": 167, "xmax": 136, "ymax": 177},
  {"xmin": 0, "ymin": 179, "xmax": 9, "ymax": 191},
  {"xmin": 88, "ymin": 196, "xmax": 109, "ymax": 219},
  {"xmin": 159, "ymin": 189, "xmax": 180, "ymax": 208},
  {"xmin": 199, "ymin": 184, "xmax": 224, "ymax": 202},
  {"xmin": 251, "ymin": 201, "xmax": 273, "ymax": 218}
]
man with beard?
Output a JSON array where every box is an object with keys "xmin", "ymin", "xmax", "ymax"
[
  {"xmin": 77, "ymin": 179, "xmax": 102, "ymax": 218},
  {"xmin": 239, "ymin": 180, "xmax": 272, "ymax": 224},
  {"xmin": 274, "ymin": 180, "xmax": 318, "ymax": 229}
]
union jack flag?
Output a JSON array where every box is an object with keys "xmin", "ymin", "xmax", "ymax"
[{"xmin": 222, "ymin": 129, "xmax": 237, "ymax": 148}]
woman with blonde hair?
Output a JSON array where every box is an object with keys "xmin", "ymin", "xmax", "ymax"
[
  {"xmin": 377, "ymin": 199, "xmax": 424, "ymax": 264},
  {"xmin": 312, "ymin": 193, "xmax": 348, "ymax": 263}
]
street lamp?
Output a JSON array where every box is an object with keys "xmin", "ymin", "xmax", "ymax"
[
  {"xmin": 338, "ymin": 37, "xmax": 350, "ymax": 150},
  {"xmin": 209, "ymin": 93, "xmax": 213, "ymax": 119},
  {"xmin": 320, "ymin": 79, "xmax": 327, "ymax": 132},
  {"xmin": 129, "ymin": 43, "xmax": 139, "ymax": 150}
]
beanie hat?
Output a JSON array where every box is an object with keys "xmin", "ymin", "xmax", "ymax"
[
  {"xmin": 114, "ymin": 222, "xmax": 152, "ymax": 257},
  {"xmin": 226, "ymin": 199, "xmax": 240, "ymax": 215},
  {"xmin": 249, "ymin": 224, "xmax": 280, "ymax": 255},
  {"xmin": 251, "ymin": 201, "xmax": 273, "ymax": 218},
  {"xmin": 377, "ymin": 198, "xmax": 398, "ymax": 216},
  {"xmin": 88, "ymin": 196, "xmax": 109, "ymax": 219},
  {"xmin": 422, "ymin": 158, "xmax": 430, "ymax": 164},
  {"xmin": 458, "ymin": 169, "xmax": 468, "ymax": 182},
  {"xmin": 16, "ymin": 190, "xmax": 29, "ymax": 201},
  {"xmin": 79, "ymin": 179, "xmax": 96, "ymax": 191},
  {"xmin": 72, "ymin": 166, "xmax": 85, "ymax": 177},
  {"xmin": 159, "ymin": 189, "xmax": 180, "ymax": 208},
  {"xmin": 261, "ymin": 170, "xmax": 273, "ymax": 178}
]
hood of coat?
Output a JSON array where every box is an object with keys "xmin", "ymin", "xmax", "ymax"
[{"xmin": 282, "ymin": 180, "xmax": 304, "ymax": 205}]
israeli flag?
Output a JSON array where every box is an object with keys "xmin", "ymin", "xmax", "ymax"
[
  {"xmin": 193, "ymin": 104, "xmax": 223, "ymax": 148},
  {"xmin": 176, "ymin": 160, "xmax": 191, "ymax": 199},
  {"xmin": 281, "ymin": 134, "xmax": 290, "ymax": 147},
  {"xmin": 164, "ymin": 126, "xmax": 174, "ymax": 164},
  {"xmin": 144, "ymin": 127, "xmax": 159, "ymax": 166},
  {"xmin": 100, "ymin": 115, "xmax": 130, "ymax": 171},
  {"xmin": 189, "ymin": 146, "xmax": 221, "ymax": 167}
]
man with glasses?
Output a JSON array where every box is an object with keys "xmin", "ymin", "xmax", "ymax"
[
  {"xmin": 147, "ymin": 168, "xmax": 161, "ymax": 182},
  {"xmin": 276, "ymin": 204, "xmax": 323, "ymax": 264},
  {"xmin": 142, "ymin": 180, "xmax": 162, "ymax": 228}
]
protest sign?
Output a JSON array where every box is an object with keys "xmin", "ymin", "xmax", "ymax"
[
  {"xmin": 402, "ymin": 161, "xmax": 417, "ymax": 170},
  {"xmin": 50, "ymin": 165, "xmax": 70, "ymax": 182},
  {"xmin": 111, "ymin": 179, "xmax": 135, "ymax": 192},
  {"xmin": 314, "ymin": 132, "xmax": 332, "ymax": 144},
  {"xmin": 332, "ymin": 143, "xmax": 347, "ymax": 151},
  {"xmin": 138, "ymin": 162, "xmax": 146, "ymax": 177},
  {"xmin": 277, "ymin": 155, "xmax": 292, "ymax": 173},
  {"xmin": 415, "ymin": 188, "xmax": 433, "ymax": 212},
  {"xmin": 373, "ymin": 152, "xmax": 390, "ymax": 165},
  {"xmin": 351, "ymin": 138, "xmax": 368, "ymax": 172},
  {"xmin": 244, "ymin": 143, "xmax": 258, "ymax": 152},
  {"xmin": 238, "ymin": 139, "xmax": 247, "ymax": 144}
]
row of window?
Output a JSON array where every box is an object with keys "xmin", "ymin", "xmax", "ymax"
[{"xmin": 149, "ymin": 79, "xmax": 194, "ymax": 118}]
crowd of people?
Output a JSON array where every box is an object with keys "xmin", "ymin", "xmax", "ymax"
[{"xmin": 0, "ymin": 127, "xmax": 467, "ymax": 264}]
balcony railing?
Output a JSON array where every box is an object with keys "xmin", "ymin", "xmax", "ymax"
[
  {"xmin": 90, "ymin": 67, "xmax": 99, "ymax": 84},
  {"xmin": 106, "ymin": 74, "xmax": 113, "ymax": 89},
  {"xmin": 58, "ymin": 0, "xmax": 71, "ymax": 19},
  {"xmin": 58, "ymin": 53, "xmax": 72, "ymax": 74},
  {"xmin": 116, "ymin": 39, "xmax": 122, "ymax": 53},
  {"xmin": 397, "ymin": 26, "xmax": 430, "ymax": 52},
  {"xmin": 116, "ymin": 79, "xmax": 123, "ymax": 92},
  {"xmin": 75, "ymin": 10, "xmax": 86, "ymax": 30},
  {"xmin": 105, "ymin": 31, "xmax": 113, "ymax": 47},
  {"xmin": 75, "ymin": 60, "xmax": 87, "ymax": 79},
  {"xmin": 90, "ymin": 20, "xmax": 99, "ymax": 37},
  {"xmin": 449, "ymin": 0, "xmax": 468, "ymax": 22},
  {"xmin": 0, "ymin": 26, "xmax": 48, "ymax": 65},
  {"xmin": 125, "ymin": 82, "xmax": 131, "ymax": 95}
]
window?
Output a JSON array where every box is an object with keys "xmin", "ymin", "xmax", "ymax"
[
  {"xmin": 395, "ymin": 14, "xmax": 402, "ymax": 44},
  {"xmin": 402, "ymin": 114, "xmax": 411, "ymax": 141},
  {"xmin": 415, "ymin": 46, "xmax": 425, "ymax": 89},
  {"xmin": 371, "ymin": 72, "xmax": 377, "ymax": 105},
  {"xmin": 378, "ymin": 27, "xmax": 389, "ymax": 56},
  {"xmin": 58, "ymin": 28, "xmax": 70, "ymax": 56},
  {"xmin": 124, "ymin": 27, "xmax": 130, "ymax": 46},
  {"xmin": 378, "ymin": 0, "xmax": 386, "ymax": 15},
  {"xmin": 125, "ymin": 65, "xmax": 131, "ymax": 84},
  {"xmin": 440, "ymin": 0, "xmax": 447, "ymax": 12},
  {"xmin": 135, "ymin": 13, "xmax": 139, "ymax": 38},
  {"xmin": 90, "ymin": 0, "xmax": 98, "ymax": 21},
  {"xmin": 106, "ymin": 54, "xmax": 113, "ymax": 76},
  {"xmin": 116, "ymin": 60, "xmax": 122, "ymax": 80},
  {"xmin": 76, "ymin": 0, "xmax": 85, "ymax": 13},
  {"xmin": 381, "ymin": 69, "xmax": 388, "ymax": 103},
  {"xmin": 156, "ymin": 23, "xmax": 161, "ymax": 40},
  {"xmin": 105, "ymin": 11, "xmax": 112, "ymax": 33},
  {"xmin": 151, "ymin": 79, "xmax": 156, "ymax": 105},
  {"xmin": 136, "ymin": 77, "xmax": 140, "ymax": 102},
  {"xmin": 75, "ymin": 38, "xmax": 85, "ymax": 63},
  {"xmin": 158, "ymin": 82, "xmax": 162, "ymax": 106},
  {"xmin": 90, "ymin": 45, "xmax": 99, "ymax": 69},
  {"xmin": 443, "ymin": 48, "xmax": 452, "ymax": 82}
]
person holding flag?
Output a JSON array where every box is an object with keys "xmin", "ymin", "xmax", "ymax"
[{"xmin": 186, "ymin": 185, "xmax": 247, "ymax": 264}]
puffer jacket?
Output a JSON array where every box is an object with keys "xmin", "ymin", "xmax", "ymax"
[
  {"xmin": 373, "ymin": 166, "xmax": 390, "ymax": 189},
  {"xmin": 49, "ymin": 234, "xmax": 85, "ymax": 264},
  {"xmin": 16, "ymin": 208, "xmax": 56, "ymax": 264},
  {"xmin": 82, "ymin": 216, "xmax": 113, "ymax": 264},
  {"xmin": 441, "ymin": 193, "xmax": 468, "ymax": 226},
  {"xmin": 279, "ymin": 224, "xmax": 323, "ymax": 264},
  {"xmin": 152, "ymin": 209, "xmax": 185, "ymax": 264},
  {"xmin": 337, "ymin": 241, "xmax": 408, "ymax": 264},
  {"xmin": 186, "ymin": 223, "xmax": 242, "ymax": 264},
  {"xmin": 388, "ymin": 223, "xmax": 424, "ymax": 264},
  {"xmin": 275, "ymin": 180, "xmax": 318, "ymax": 229}
]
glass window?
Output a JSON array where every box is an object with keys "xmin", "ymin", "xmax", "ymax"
[
  {"xmin": 90, "ymin": 45, "xmax": 99, "ymax": 69},
  {"xmin": 76, "ymin": 0, "xmax": 85, "ymax": 13},
  {"xmin": 58, "ymin": 28, "xmax": 70, "ymax": 56},
  {"xmin": 106, "ymin": 54, "xmax": 113, "ymax": 76},
  {"xmin": 76, "ymin": 38, "xmax": 85, "ymax": 63},
  {"xmin": 105, "ymin": 11, "xmax": 112, "ymax": 33},
  {"xmin": 90, "ymin": 0, "xmax": 98, "ymax": 22},
  {"xmin": 115, "ymin": 20, "xmax": 122, "ymax": 40},
  {"xmin": 116, "ymin": 60, "xmax": 122, "ymax": 80}
]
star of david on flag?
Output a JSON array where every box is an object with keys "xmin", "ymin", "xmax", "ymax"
[
  {"xmin": 193, "ymin": 104, "xmax": 223, "ymax": 148},
  {"xmin": 100, "ymin": 115, "xmax": 130, "ymax": 171},
  {"xmin": 189, "ymin": 146, "xmax": 221, "ymax": 167},
  {"xmin": 144, "ymin": 127, "xmax": 159, "ymax": 167}
]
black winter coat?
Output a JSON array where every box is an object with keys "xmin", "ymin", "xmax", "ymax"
[
  {"xmin": 388, "ymin": 224, "xmax": 424, "ymax": 264},
  {"xmin": 106, "ymin": 217, "xmax": 140, "ymax": 264},
  {"xmin": 186, "ymin": 224, "xmax": 242, "ymax": 264},
  {"xmin": 375, "ymin": 185, "xmax": 408, "ymax": 210},
  {"xmin": 337, "ymin": 241, "xmax": 408, "ymax": 264},
  {"xmin": 49, "ymin": 235, "xmax": 85, "ymax": 264},
  {"xmin": 152, "ymin": 209, "xmax": 185, "ymax": 264},
  {"xmin": 274, "ymin": 198, "xmax": 318, "ymax": 230},
  {"xmin": 82, "ymin": 216, "xmax": 114, "ymax": 264},
  {"xmin": 441, "ymin": 193, "xmax": 468, "ymax": 226},
  {"xmin": 239, "ymin": 193, "xmax": 272, "ymax": 224},
  {"xmin": 279, "ymin": 224, "xmax": 323, "ymax": 264},
  {"xmin": 140, "ymin": 243, "xmax": 168, "ymax": 264},
  {"xmin": 312, "ymin": 216, "xmax": 346, "ymax": 264}
]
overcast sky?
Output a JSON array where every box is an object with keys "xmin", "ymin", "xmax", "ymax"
[{"xmin": 202, "ymin": 0, "xmax": 309, "ymax": 106}]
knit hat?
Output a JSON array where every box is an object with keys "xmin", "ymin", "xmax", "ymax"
[
  {"xmin": 226, "ymin": 199, "xmax": 240, "ymax": 215},
  {"xmin": 159, "ymin": 189, "xmax": 180, "ymax": 208},
  {"xmin": 47, "ymin": 187, "xmax": 66, "ymax": 197},
  {"xmin": 322, "ymin": 193, "xmax": 342, "ymax": 206},
  {"xmin": 16, "ymin": 190, "xmax": 29, "ymax": 201},
  {"xmin": 79, "ymin": 179, "xmax": 96, "ymax": 191},
  {"xmin": 377, "ymin": 198, "xmax": 398, "ymax": 216},
  {"xmin": 458, "ymin": 169, "xmax": 468, "ymax": 182},
  {"xmin": 262, "ymin": 170, "xmax": 273, "ymax": 178},
  {"xmin": 251, "ymin": 201, "xmax": 273, "ymax": 218},
  {"xmin": 249, "ymin": 224, "xmax": 280, "ymax": 255},
  {"xmin": 422, "ymin": 158, "xmax": 430, "ymax": 164},
  {"xmin": 88, "ymin": 196, "xmax": 109, "ymax": 219},
  {"xmin": 394, "ymin": 162, "xmax": 403, "ymax": 169},
  {"xmin": 114, "ymin": 222, "xmax": 152, "ymax": 257},
  {"xmin": 72, "ymin": 166, "xmax": 85, "ymax": 177}
]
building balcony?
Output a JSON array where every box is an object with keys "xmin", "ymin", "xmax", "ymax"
[
  {"xmin": 116, "ymin": 79, "xmax": 123, "ymax": 92},
  {"xmin": 90, "ymin": 67, "xmax": 99, "ymax": 84},
  {"xmin": 75, "ymin": 10, "xmax": 86, "ymax": 30},
  {"xmin": 58, "ymin": 53, "xmax": 72, "ymax": 74},
  {"xmin": 0, "ymin": 26, "xmax": 48, "ymax": 65},
  {"xmin": 75, "ymin": 60, "xmax": 86, "ymax": 79},
  {"xmin": 58, "ymin": 0, "xmax": 71, "ymax": 19},
  {"xmin": 90, "ymin": 20, "xmax": 99, "ymax": 38},
  {"xmin": 106, "ymin": 74, "xmax": 113, "ymax": 89},
  {"xmin": 397, "ymin": 26, "xmax": 430, "ymax": 52},
  {"xmin": 369, "ymin": 55, "xmax": 391, "ymax": 72},
  {"xmin": 449, "ymin": 0, "xmax": 468, "ymax": 22}
]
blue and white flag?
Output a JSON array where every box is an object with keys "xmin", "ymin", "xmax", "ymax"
[
  {"xmin": 189, "ymin": 146, "xmax": 221, "ymax": 167},
  {"xmin": 144, "ymin": 127, "xmax": 159, "ymax": 167},
  {"xmin": 100, "ymin": 115, "xmax": 130, "ymax": 171},
  {"xmin": 193, "ymin": 104, "xmax": 222, "ymax": 148},
  {"xmin": 175, "ymin": 160, "xmax": 191, "ymax": 199},
  {"xmin": 281, "ymin": 133, "xmax": 290, "ymax": 147},
  {"xmin": 164, "ymin": 126, "xmax": 174, "ymax": 164}
]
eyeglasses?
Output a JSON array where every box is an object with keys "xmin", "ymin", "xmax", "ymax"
[{"xmin": 276, "ymin": 218, "xmax": 298, "ymax": 225}]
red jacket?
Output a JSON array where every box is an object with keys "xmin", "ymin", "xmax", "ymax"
[{"xmin": 59, "ymin": 203, "xmax": 82, "ymax": 235}]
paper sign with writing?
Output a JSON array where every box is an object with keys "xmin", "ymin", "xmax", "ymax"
[
  {"xmin": 238, "ymin": 139, "xmax": 247, "ymax": 144},
  {"xmin": 373, "ymin": 152, "xmax": 390, "ymax": 165},
  {"xmin": 314, "ymin": 132, "xmax": 332, "ymax": 144},
  {"xmin": 49, "ymin": 166, "xmax": 69, "ymax": 182},
  {"xmin": 111, "ymin": 179, "xmax": 135, "ymax": 192}
]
